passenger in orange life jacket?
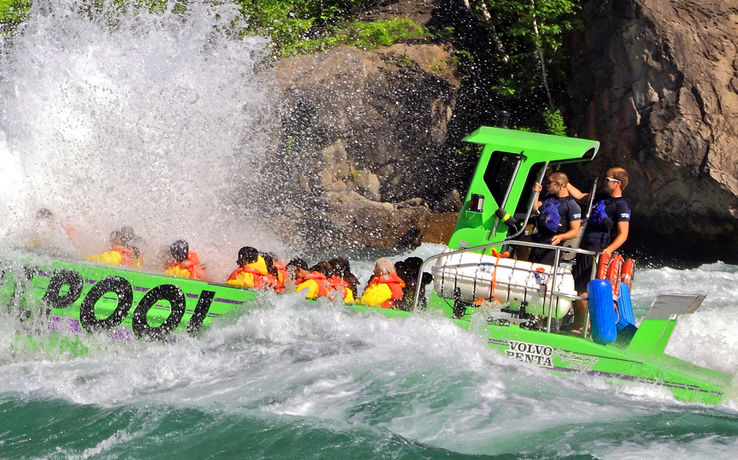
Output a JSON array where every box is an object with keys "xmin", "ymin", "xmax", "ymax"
[
  {"xmin": 86, "ymin": 226, "xmax": 143, "ymax": 269},
  {"xmin": 295, "ymin": 262, "xmax": 332, "ymax": 299},
  {"xmin": 285, "ymin": 258, "xmax": 310, "ymax": 291},
  {"xmin": 164, "ymin": 239, "xmax": 206, "ymax": 280},
  {"xmin": 358, "ymin": 258, "xmax": 405, "ymax": 308},
  {"xmin": 225, "ymin": 246, "xmax": 269, "ymax": 289},
  {"xmin": 327, "ymin": 257, "xmax": 357, "ymax": 303},
  {"xmin": 329, "ymin": 257, "xmax": 359, "ymax": 295}
]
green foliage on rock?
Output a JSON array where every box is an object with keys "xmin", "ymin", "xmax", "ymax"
[
  {"xmin": 542, "ymin": 106, "xmax": 566, "ymax": 136},
  {"xmin": 476, "ymin": 0, "xmax": 579, "ymax": 99},
  {"xmin": 279, "ymin": 18, "xmax": 428, "ymax": 54},
  {"xmin": 236, "ymin": 0, "xmax": 428, "ymax": 55},
  {"xmin": 0, "ymin": 0, "xmax": 31, "ymax": 32}
]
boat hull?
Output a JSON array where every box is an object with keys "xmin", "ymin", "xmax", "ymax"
[
  {"xmin": 425, "ymin": 292, "xmax": 729, "ymax": 405},
  {"xmin": 0, "ymin": 250, "xmax": 729, "ymax": 405},
  {"xmin": 1, "ymin": 251, "xmax": 260, "ymax": 343}
]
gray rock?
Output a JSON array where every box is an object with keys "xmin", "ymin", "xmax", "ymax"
[{"xmin": 568, "ymin": 0, "xmax": 738, "ymax": 255}]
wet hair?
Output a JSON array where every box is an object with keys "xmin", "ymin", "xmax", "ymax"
[
  {"xmin": 169, "ymin": 240, "xmax": 189, "ymax": 262},
  {"xmin": 119, "ymin": 226, "xmax": 135, "ymax": 245},
  {"xmin": 310, "ymin": 261, "xmax": 332, "ymax": 277},
  {"xmin": 237, "ymin": 246, "xmax": 259, "ymax": 266},
  {"xmin": 36, "ymin": 208, "xmax": 54, "ymax": 219},
  {"xmin": 261, "ymin": 252, "xmax": 279, "ymax": 277},
  {"xmin": 286, "ymin": 257, "xmax": 308, "ymax": 271},
  {"xmin": 607, "ymin": 167, "xmax": 629, "ymax": 189},
  {"xmin": 403, "ymin": 257, "xmax": 423, "ymax": 271},
  {"xmin": 397, "ymin": 257, "xmax": 431, "ymax": 287},
  {"xmin": 109, "ymin": 230, "xmax": 122, "ymax": 245},
  {"xmin": 374, "ymin": 258, "xmax": 396, "ymax": 276},
  {"xmin": 394, "ymin": 260, "xmax": 407, "ymax": 279},
  {"xmin": 328, "ymin": 257, "xmax": 351, "ymax": 278}
]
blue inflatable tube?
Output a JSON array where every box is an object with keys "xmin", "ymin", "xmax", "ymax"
[
  {"xmin": 587, "ymin": 279, "xmax": 617, "ymax": 344},
  {"xmin": 616, "ymin": 282, "xmax": 636, "ymax": 331}
]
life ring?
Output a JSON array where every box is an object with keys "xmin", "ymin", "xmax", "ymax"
[
  {"xmin": 620, "ymin": 258, "xmax": 635, "ymax": 291},
  {"xmin": 596, "ymin": 252, "xmax": 610, "ymax": 280},
  {"xmin": 606, "ymin": 254, "xmax": 624, "ymax": 298}
]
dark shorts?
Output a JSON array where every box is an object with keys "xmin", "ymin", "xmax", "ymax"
[
  {"xmin": 529, "ymin": 246, "xmax": 556, "ymax": 266},
  {"xmin": 573, "ymin": 243, "xmax": 605, "ymax": 293}
]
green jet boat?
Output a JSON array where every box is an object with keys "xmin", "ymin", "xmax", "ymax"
[{"xmin": 0, "ymin": 127, "xmax": 729, "ymax": 405}]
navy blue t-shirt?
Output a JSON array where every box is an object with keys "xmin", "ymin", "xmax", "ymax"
[
  {"xmin": 535, "ymin": 196, "xmax": 582, "ymax": 244},
  {"xmin": 582, "ymin": 194, "xmax": 631, "ymax": 249}
]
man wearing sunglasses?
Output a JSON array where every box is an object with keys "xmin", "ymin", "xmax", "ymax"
[
  {"xmin": 566, "ymin": 167, "xmax": 631, "ymax": 331},
  {"xmin": 529, "ymin": 171, "xmax": 582, "ymax": 265}
]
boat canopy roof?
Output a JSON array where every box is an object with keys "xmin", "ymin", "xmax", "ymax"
[
  {"xmin": 464, "ymin": 126, "xmax": 599, "ymax": 164},
  {"xmin": 448, "ymin": 127, "xmax": 600, "ymax": 250}
]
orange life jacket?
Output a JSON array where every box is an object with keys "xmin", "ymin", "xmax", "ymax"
[
  {"xmin": 166, "ymin": 251, "xmax": 206, "ymax": 280},
  {"xmin": 364, "ymin": 273, "xmax": 405, "ymax": 308},
  {"xmin": 328, "ymin": 276, "xmax": 354, "ymax": 302},
  {"xmin": 260, "ymin": 260, "xmax": 287, "ymax": 293},
  {"xmin": 111, "ymin": 245, "xmax": 142, "ymax": 267},
  {"xmin": 227, "ymin": 264, "xmax": 270, "ymax": 289},
  {"xmin": 296, "ymin": 272, "xmax": 330, "ymax": 299},
  {"xmin": 273, "ymin": 260, "xmax": 288, "ymax": 293}
]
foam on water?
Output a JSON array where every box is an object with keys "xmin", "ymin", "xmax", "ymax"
[
  {"xmin": 1, "ymin": 256, "xmax": 738, "ymax": 456},
  {"xmin": 631, "ymin": 261, "xmax": 738, "ymax": 378},
  {"xmin": 4, "ymin": 263, "xmax": 735, "ymax": 457},
  {"xmin": 2, "ymin": 0, "xmax": 738, "ymax": 456}
]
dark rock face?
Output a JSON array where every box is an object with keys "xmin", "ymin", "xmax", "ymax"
[
  {"xmin": 259, "ymin": 0, "xmax": 738, "ymax": 261},
  {"xmin": 265, "ymin": 44, "xmax": 464, "ymax": 248},
  {"xmin": 568, "ymin": 0, "xmax": 738, "ymax": 260}
]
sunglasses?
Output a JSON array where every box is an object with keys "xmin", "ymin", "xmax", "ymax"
[{"xmin": 605, "ymin": 177, "xmax": 620, "ymax": 182}]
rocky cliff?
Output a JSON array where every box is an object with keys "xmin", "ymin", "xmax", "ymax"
[
  {"xmin": 568, "ymin": 0, "xmax": 738, "ymax": 261},
  {"xmin": 264, "ymin": 40, "xmax": 466, "ymax": 249},
  {"xmin": 262, "ymin": 0, "xmax": 738, "ymax": 262}
]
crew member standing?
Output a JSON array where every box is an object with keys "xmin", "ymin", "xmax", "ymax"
[{"xmin": 568, "ymin": 167, "xmax": 631, "ymax": 331}]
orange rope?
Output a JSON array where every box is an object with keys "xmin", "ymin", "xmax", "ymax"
[{"xmin": 488, "ymin": 248, "xmax": 509, "ymax": 305}]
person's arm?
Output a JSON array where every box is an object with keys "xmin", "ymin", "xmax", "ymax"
[
  {"xmin": 566, "ymin": 182, "xmax": 589, "ymax": 201},
  {"xmin": 551, "ymin": 220, "xmax": 581, "ymax": 245},
  {"xmin": 603, "ymin": 221, "xmax": 629, "ymax": 255},
  {"xmin": 532, "ymin": 183, "xmax": 543, "ymax": 211}
]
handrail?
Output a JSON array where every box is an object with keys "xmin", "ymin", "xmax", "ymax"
[
  {"xmin": 505, "ymin": 161, "xmax": 549, "ymax": 241},
  {"xmin": 491, "ymin": 156, "xmax": 524, "ymax": 237},
  {"xmin": 411, "ymin": 239, "xmax": 599, "ymax": 332}
]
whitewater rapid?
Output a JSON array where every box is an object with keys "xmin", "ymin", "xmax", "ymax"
[
  {"xmin": 2, "ymin": 1, "xmax": 738, "ymax": 457},
  {"xmin": 1, "ymin": 245, "xmax": 738, "ymax": 457},
  {"xmin": 0, "ymin": 0, "xmax": 283, "ymax": 280}
]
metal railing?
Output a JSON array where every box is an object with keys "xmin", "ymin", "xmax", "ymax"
[{"xmin": 412, "ymin": 239, "xmax": 599, "ymax": 335}]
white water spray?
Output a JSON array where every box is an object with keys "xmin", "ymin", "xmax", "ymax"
[{"xmin": 0, "ymin": 0, "xmax": 283, "ymax": 278}]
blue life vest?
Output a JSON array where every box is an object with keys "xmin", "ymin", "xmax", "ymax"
[
  {"xmin": 588, "ymin": 200, "xmax": 608, "ymax": 225},
  {"xmin": 538, "ymin": 199, "xmax": 562, "ymax": 233}
]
